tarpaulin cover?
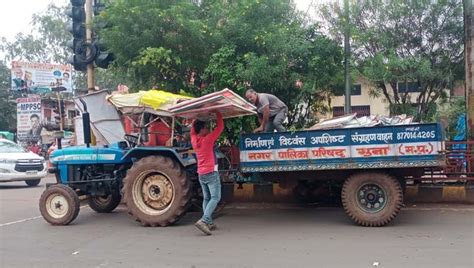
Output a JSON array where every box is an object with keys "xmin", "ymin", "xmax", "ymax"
[
  {"xmin": 107, "ymin": 90, "xmax": 192, "ymax": 111},
  {"xmin": 107, "ymin": 88, "xmax": 255, "ymax": 120}
]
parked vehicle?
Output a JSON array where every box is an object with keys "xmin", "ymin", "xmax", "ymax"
[
  {"xmin": 39, "ymin": 90, "xmax": 448, "ymax": 227},
  {"xmin": 0, "ymin": 139, "xmax": 47, "ymax": 186},
  {"xmin": 238, "ymin": 123, "xmax": 444, "ymax": 226}
]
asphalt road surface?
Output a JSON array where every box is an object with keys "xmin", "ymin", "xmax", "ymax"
[{"xmin": 0, "ymin": 176, "xmax": 473, "ymax": 268}]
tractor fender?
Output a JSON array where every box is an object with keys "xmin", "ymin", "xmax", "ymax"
[{"xmin": 121, "ymin": 147, "xmax": 196, "ymax": 167}]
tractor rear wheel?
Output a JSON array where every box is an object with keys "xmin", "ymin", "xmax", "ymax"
[
  {"xmin": 39, "ymin": 184, "xmax": 80, "ymax": 225},
  {"xmin": 341, "ymin": 172, "xmax": 403, "ymax": 227},
  {"xmin": 89, "ymin": 189, "xmax": 121, "ymax": 213},
  {"xmin": 123, "ymin": 156, "xmax": 191, "ymax": 227}
]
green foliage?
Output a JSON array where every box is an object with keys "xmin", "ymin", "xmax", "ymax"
[
  {"xmin": 0, "ymin": 93, "xmax": 16, "ymax": 131},
  {"xmin": 0, "ymin": 61, "xmax": 16, "ymax": 130},
  {"xmin": 0, "ymin": 89, "xmax": 16, "ymax": 131},
  {"xmin": 131, "ymin": 47, "xmax": 183, "ymax": 91},
  {"xmin": 0, "ymin": 3, "xmax": 123, "ymax": 92},
  {"xmin": 101, "ymin": 0, "xmax": 345, "ymax": 142},
  {"xmin": 438, "ymin": 97, "xmax": 466, "ymax": 140},
  {"xmin": 0, "ymin": 4, "xmax": 70, "ymax": 63},
  {"xmin": 0, "ymin": 60, "xmax": 11, "ymax": 90},
  {"xmin": 321, "ymin": 0, "xmax": 464, "ymax": 121}
]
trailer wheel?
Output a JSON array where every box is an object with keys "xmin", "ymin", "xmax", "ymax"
[
  {"xmin": 341, "ymin": 172, "xmax": 403, "ymax": 227},
  {"xmin": 39, "ymin": 184, "xmax": 80, "ymax": 225},
  {"xmin": 123, "ymin": 156, "xmax": 191, "ymax": 227},
  {"xmin": 89, "ymin": 190, "xmax": 121, "ymax": 213}
]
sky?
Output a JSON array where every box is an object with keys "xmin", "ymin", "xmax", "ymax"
[
  {"xmin": 0, "ymin": 0, "xmax": 68, "ymax": 41},
  {"xmin": 0, "ymin": 0, "xmax": 318, "ymax": 42}
]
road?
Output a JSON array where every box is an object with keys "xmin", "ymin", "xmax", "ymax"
[{"xmin": 0, "ymin": 176, "xmax": 473, "ymax": 268}]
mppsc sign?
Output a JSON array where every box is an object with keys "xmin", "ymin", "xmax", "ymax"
[
  {"xmin": 16, "ymin": 97, "xmax": 42, "ymax": 142},
  {"xmin": 18, "ymin": 101, "xmax": 42, "ymax": 111}
]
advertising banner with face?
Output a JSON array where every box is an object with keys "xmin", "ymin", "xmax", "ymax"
[
  {"xmin": 16, "ymin": 96, "xmax": 42, "ymax": 142},
  {"xmin": 11, "ymin": 61, "xmax": 73, "ymax": 94}
]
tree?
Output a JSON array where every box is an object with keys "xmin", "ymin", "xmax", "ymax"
[
  {"xmin": 321, "ymin": 0, "xmax": 464, "ymax": 121},
  {"xmin": 101, "ymin": 0, "xmax": 344, "ymax": 135},
  {"xmin": 0, "ymin": 61, "xmax": 16, "ymax": 130},
  {"xmin": 0, "ymin": 3, "xmax": 122, "ymax": 92},
  {"xmin": 0, "ymin": 4, "xmax": 70, "ymax": 63},
  {"xmin": 99, "ymin": 0, "xmax": 208, "ymax": 91}
]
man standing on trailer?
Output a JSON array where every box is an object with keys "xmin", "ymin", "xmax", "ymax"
[
  {"xmin": 190, "ymin": 111, "xmax": 224, "ymax": 235},
  {"xmin": 245, "ymin": 89, "xmax": 288, "ymax": 133}
]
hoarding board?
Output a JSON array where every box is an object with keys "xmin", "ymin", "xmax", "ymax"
[
  {"xmin": 16, "ymin": 96, "xmax": 42, "ymax": 142},
  {"xmin": 170, "ymin": 88, "xmax": 256, "ymax": 120},
  {"xmin": 11, "ymin": 61, "xmax": 73, "ymax": 94}
]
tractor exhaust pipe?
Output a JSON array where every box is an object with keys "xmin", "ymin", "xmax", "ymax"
[{"xmin": 79, "ymin": 98, "xmax": 92, "ymax": 148}]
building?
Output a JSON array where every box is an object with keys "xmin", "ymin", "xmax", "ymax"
[
  {"xmin": 41, "ymin": 97, "xmax": 76, "ymax": 130},
  {"xmin": 326, "ymin": 77, "xmax": 463, "ymax": 119}
]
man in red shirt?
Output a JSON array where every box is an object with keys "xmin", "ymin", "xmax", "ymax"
[{"xmin": 190, "ymin": 111, "xmax": 224, "ymax": 235}]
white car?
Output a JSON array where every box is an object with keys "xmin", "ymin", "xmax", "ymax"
[{"xmin": 0, "ymin": 139, "xmax": 47, "ymax": 186}]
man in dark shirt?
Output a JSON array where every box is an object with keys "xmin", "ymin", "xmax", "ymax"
[
  {"xmin": 245, "ymin": 89, "xmax": 288, "ymax": 133},
  {"xmin": 27, "ymin": 114, "xmax": 42, "ymax": 143}
]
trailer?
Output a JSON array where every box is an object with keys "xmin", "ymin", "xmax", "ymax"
[
  {"xmin": 238, "ymin": 123, "xmax": 444, "ymax": 226},
  {"xmin": 39, "ymin": 89, "xmax": 448, "ymax": 227}
]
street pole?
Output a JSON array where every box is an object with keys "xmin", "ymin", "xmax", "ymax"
[
  {"xmin": 344, "ymin": 0, "xmax": 352, "ymax": 114},
  {"xmin": 85, "ymin": 0, "xmax": 95, "ymax": 92},
  {"xmin": 56, "ymin": 92, "xmax": 63, "ymax": 132}
]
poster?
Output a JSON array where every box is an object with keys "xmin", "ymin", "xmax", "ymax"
[
  {"xmin": 11, "ymin": 61, "xmax": 73, "ymax": 94},
  {"xmin": 16, "ymin": 96, "xmax": 42, "ymax": 142},
  {"xmin": 239, "ymin": 124, "xmax": 443, "ymax": 172}
]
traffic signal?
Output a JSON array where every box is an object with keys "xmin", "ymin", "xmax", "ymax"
[
  {"xmin": 66, "ymin": 0, "xmax": 114, "ymax": 71},
  {"xmin": 93, "ymin": 0, "xmax": 106, "ymax": 16},
  {"xmin": 93, "ymin": 40, "xmax": 114, "ymax": 69},
  {"xmin": 66, "ymin": 0, "xmax": 96, "ymax": 71},
  {"xmin": 92, "ymin": 1, "xmax": 114, "ymax": 69},
  {"xmin": 52, "ymin": 100, "xmax": 66, "ymax": 126}
]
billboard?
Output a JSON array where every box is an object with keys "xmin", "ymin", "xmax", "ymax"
[
  {"xmin": 11, "ymin": 61, "xmax": 73, "ymax": 94},
  {"xmin": 239, "ymin": 124, "xmax": 443, "ymax": 172},
  {"xmin": 16, "ymin": 96, "xmax": 42, "ymax": 142}
]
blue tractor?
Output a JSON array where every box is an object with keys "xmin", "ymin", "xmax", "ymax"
[{"xmin": 39, "ymin": 95, "xmax": 199, "ymax": 226}]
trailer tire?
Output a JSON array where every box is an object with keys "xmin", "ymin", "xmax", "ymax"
[
  {"xmin": 39, "ymin": 184, "xmax": 80, "ymax": 225},
  {"xmin": 341, "ymin": 172, "xmax": 403, "ymax": 227},
  {"xmin": 123, "ymin": 156, "xmax": 191, "ymax": 227},
  {"xmin": 89, "ymin": 190, "xmax": 121, "ymax": 213}
]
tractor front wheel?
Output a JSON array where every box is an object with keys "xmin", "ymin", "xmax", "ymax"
[
  {"xmin": 39, "ymin": 184, "xmax": 80, "ymax": 225},
  {"xmin": 123, "ymin": 156, "xmax": 191, "ymax": 227}
]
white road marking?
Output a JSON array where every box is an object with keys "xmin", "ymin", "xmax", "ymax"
[
  {"xmin": 0, "ymin": 216, "xmax": 43, "ymax": 227},
  {"xmin": 0, "ymin": 205, "xmax": 89, "ymax": 227}
]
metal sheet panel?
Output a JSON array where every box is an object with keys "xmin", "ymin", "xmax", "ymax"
[
  {"xmin": 74, "ymin": 90, "xmax": 125, "ymax": 145},
  {"xmin": 170, "ymin": 88, "xmax": 256, "ymax": 120}
]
